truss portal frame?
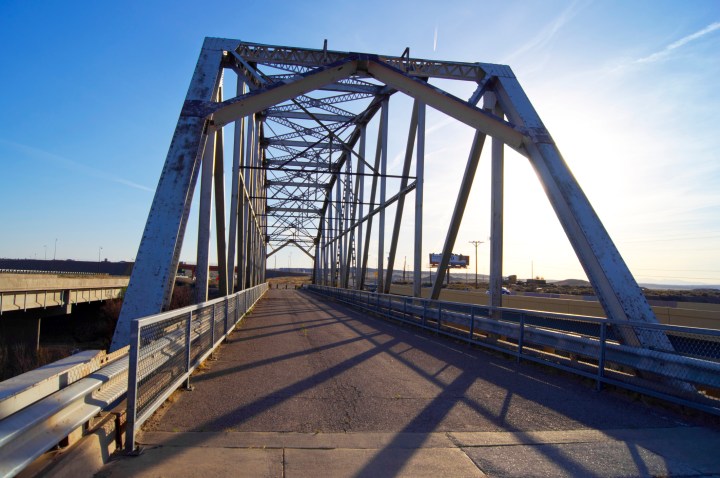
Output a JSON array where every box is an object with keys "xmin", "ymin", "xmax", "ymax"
[{"xmin": 110, "ymin": 37, "xmax": 668, "ymax": 354}]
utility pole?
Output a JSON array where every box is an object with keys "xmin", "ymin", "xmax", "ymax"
[
  {"xmin": 469, "ymin": 240, "xmax": 483, "ymax": 288},
  {"xmin": 98, "ymin": 246, "xmax": 103, "ymax": 273},
  {"xmin": 54, "ymin": 238, "xmax": 57, "ymax": 260}
]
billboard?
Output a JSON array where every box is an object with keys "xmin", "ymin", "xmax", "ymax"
[{"xmin": 429, "ymin": 253, "xmax": 470, "ymax": 268}]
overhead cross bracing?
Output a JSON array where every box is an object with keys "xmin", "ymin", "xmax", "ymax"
[{"xmin": 110, "ymin": 37, "xmax": 671, "ymax": 360}]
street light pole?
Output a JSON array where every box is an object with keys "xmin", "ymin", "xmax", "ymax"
[
  {"xmin": 54, "ymin": 238, "xmax": 57, "ymax": 260},
  {"xmin": 98, "ymin": 246, "xmax": 103, "ymax": 273},
  {"xmin": 469, "ymin": 240, "xmax": 483, "ymax": 288}
]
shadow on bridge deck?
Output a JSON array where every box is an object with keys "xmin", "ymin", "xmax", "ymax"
[{"xmin": 98, "ymin": 289, "xmax": 720, "ymax": 477}]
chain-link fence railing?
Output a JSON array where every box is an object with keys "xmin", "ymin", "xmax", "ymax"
[
  {"xmin": 126, "ymin": 283, "xmax": 268, "ymax": 452},
  {"xmin": 307, "ymin": 285, "xmax": 720, "ymax": 416}
]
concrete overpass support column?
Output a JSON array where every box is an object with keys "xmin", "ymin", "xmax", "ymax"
[{"xmin": 0, "ymin": 315, "xmax": 41, "ymax": 352}]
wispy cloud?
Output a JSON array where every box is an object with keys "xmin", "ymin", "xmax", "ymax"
[
  {"xmin": 635, "ymin": 21, "xmax": 720, "ymax": 64},
  {"xmin": 0, "ymin": 138, "xmax": 153, "ymax": 192},
  {"xmin": 504, "ymin": 1, "xmax": 587, "ymax": 64},
  {"xmin": 433, "ymin": 26, "xmax": 438, "ymax": 52}
]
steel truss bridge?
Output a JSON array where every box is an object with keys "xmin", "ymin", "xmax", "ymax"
[
  {"xmin": 3, "ymin": 38, "xmax": 720, "ymax": 477},
  {"xmin": 111, "ymin": 37, "xmax": 667, "ymax": 354}
]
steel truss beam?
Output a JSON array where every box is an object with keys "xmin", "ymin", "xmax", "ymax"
[{"xmin": 114, "ymin": 37, "xmax": 669, "ymax": 367}]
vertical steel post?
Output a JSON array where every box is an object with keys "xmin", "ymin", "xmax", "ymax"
[
  {"xmin": 196, "ymin": 128, "xmax": 217, "ymax": 304},
  {"xmin": 360, "ymin": 118, "xmax": 383, "ymax": 291},
  {"xmin": 518, "ymin": 313, "xmax": 525, "ymax": 362},
  {"xmin": 385, "ymin": 101, "xmax": 419, "ymax": 293},
  {"xmin": 469, "ymin": 307, "xmax": 475, "ymax": 340},
  {"xmin": 430, "ymin": 130, "xmax": 486, "ymax": 300},
  {"xmin": 378, "ymin": 99, "xmax": 388, "ymax": 293},
  {"xmin": 228, "ymin": 79, "xmax": 246, "ymax": 293},
  {"xmin": 213, "ymin": 125, "xmax": 228, "ymax": 296},
  {"xmin": 413, "ymin": 102, "xmax": 425, "ymax": 297},
  {"xmin": 329, "ymin": 187, "xmax": 335, "ymax": 286},
  {"xmin": 184, "ymin": 311, "xmax": 193, "ymax": 390},
  {"xmin": 341, "ymin": 158, "xmax": 351, "ymax": 288},
  {"xmin": 244, "ymin": 116, "xmax": 256, "ymax": 289},
  {"xmin": 356, "ymin": 125, "xmax": 366, "ymax": 289},
  {"xmin": 487, "ymin": 92, "xmax": 505, "ymax": 309},
  {"xmin": 597, "ymin": 322, "xmax": 607, "ymax": 391}
]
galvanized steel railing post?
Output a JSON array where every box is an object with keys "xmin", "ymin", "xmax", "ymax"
[
  {"xmin": 224, "ymin": 297, "xmax": 229, "ymax": 336},
  {"xmin": 422, "ymin": 299, "xmax": 427, "ymax": 327},
  {"xmin": 518, "ymin": 313, "xmax": 526, "ymax": 362},
  {"xmin": 125, "ymin": 319, "xmax": 141, "ymax": 453},
  {"xmin": 597, "ymin": 322, "xmax": 608, "ymax": 391},
  {"xmin": 469, "ymin": 306, "xmax": 475, "ymax": 340},
  {"xmin": 184, "ymin": 311, "xmax": 193, "ymax": 390},
  {"xmin": 210, "ymin": 304, "xmax": 216, "ymax": 347}
]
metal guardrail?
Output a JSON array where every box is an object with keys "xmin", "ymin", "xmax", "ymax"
[
  {"xmin": 0, "ymin": 283, "xmax": 268, "ymax": 476},
  {"xmin": 0, "ymin": 269, "xmax": 106, "ymax": 276},
  {"xmin": 125, "ymin": 283, "xmax": 268, "ymax": 452},
  {"xmin": 0, "ymin": 350, "xmax": 129, "ymax": 477},
  {"xmin": 307, "ymin": 285, "xmax": 720, "ymax": 416}
]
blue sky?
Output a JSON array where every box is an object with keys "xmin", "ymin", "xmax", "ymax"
[{"xmin": 1, "ymin": 0, "xmax": 718, "ymax": 285}]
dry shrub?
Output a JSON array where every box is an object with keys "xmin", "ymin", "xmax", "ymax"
[
  {"xmin": 0, "ymin": 343, "xmax": 37, "ymax": 381},
  {"xmin": 170, "ymin": 285, "xmax": 193, "ymax": 310}
]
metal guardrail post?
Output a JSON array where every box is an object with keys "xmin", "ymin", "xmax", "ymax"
[
  {"xmin": 185, "ymin": 311, "xmax": 193, "ymax": 391},
  {"xmin": 125, "ymin": 319, "xmax": 141, "ymax": 453},
  {"xmin": 518, "ymin": 313, "xmax": 526, "ymax": 363},
  {"xmin": 422, "ymin": 299, "xmax": 427, "ymax": 327},
  {"xmin": 597, "ymin": 322, "xmax": 608, "ymax": 391},
  {"xmin": 469, "ymin": 306, "xmax": 475, "ymax": 340},
  {"xmin": 210, "ymin": 304, "xmax": 216, "ymax": 348}
]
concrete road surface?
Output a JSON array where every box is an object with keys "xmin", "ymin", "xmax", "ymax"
[{"xmin": 98, "ymin": 289, "xmax": 720, "ymax": 477}]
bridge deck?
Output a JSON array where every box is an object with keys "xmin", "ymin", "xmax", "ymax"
[{"xmin": 100, "ymin": 289, "xmax": 720, "ymax": 477}]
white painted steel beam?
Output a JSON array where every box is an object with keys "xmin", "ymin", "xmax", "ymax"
[
  {"xmin": 213, "ymin": 124, "xmax": 228, "ymax": 297},
  {"xmin": 365, "ymin": 60, "xmax": 526, "ymax": 153},
  {"xmin": 266, "ymin": 111, "xmax": 355, "ymax": 122},
  {"xmin": 208, "ymin": 59, "xmax": 359, "ymax": 128},
  {"xmin": 195, "ymin": 127, "xmax": 217, "ymax": 304},
  {"xmin": 487, "ymin": 93, "xmax": 505, "ymax": 309},
  {"xmin": 430, "ymin": 130, "xmax": 486, "ymax": 300},
  {"xmin": 413, "ymin": 102, "xmax": 425, "ymax": 297},
  {"xmin": 384, "ymin": 101, "xmax": 418, "ymax": 293},
  {"xmin": 111, "ymin": 39, "xmax": 224, "ymax": 351},
  {"xmin": 494, "ymin": 75, "xmax": 667, "ymax": 344}
]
